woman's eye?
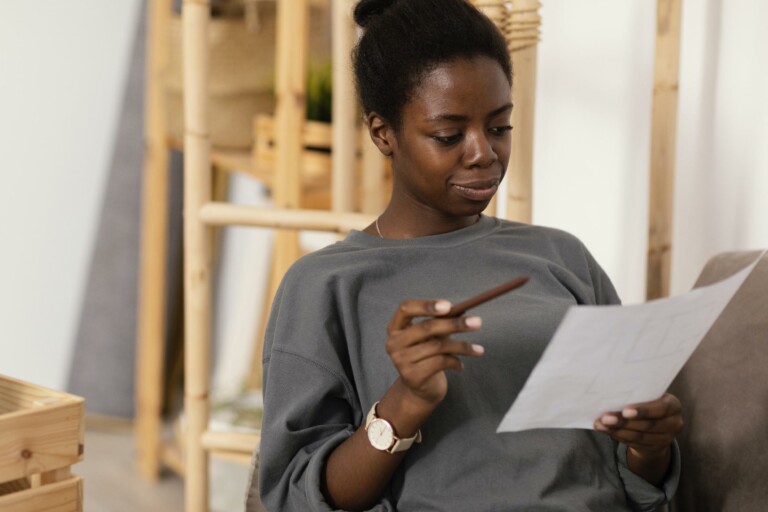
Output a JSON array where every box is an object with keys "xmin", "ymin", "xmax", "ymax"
[
  {"xmin": 490, "ymin": 125, "xmax": 513, "ymax": 136},
  {"xmin": 432, "ymin": 133, "xmax": 462, "ymax": 145}
]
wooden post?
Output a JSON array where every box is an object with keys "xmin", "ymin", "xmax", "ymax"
[
  {"xmin": 332, "ymin": 0, "xmax": 357, "ymax": 213},
  {"xmin": 273, "ymin": 0, "xmax": 308, "ymax": 213},
  {"xmin": 646, "ymin": 0, "xmax": 682, "ymax": 300},
  {"xmin": 181, "ymin": 1, "xmax": 212, "ymax": 511},
  {"xmin": 135, "ymin": 0, "xmax": 172, "ymax": 482},
  {"xmin": 505, "ymin": 0, "xmax": 541, "ymax": 223},
  {"xmin": 506, "ymin": 42, "xmax": 537, "ymax": 223},
  {"xmin": 254, "ymin": 0, "xmax": 310, "ymax": 390}
]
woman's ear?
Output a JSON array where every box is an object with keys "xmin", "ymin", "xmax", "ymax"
[{"xmin": 366, "ymin": 112, "xmax": 396, "ymax": 157}]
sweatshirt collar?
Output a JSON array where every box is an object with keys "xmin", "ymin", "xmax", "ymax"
[{"xmin": 345, "ymin": 214, "xmax": 499, "ymax": 249}]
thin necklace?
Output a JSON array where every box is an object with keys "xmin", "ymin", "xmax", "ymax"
[{"xmin": 375, "ymin": 214, "xmax": 482, "ymax": 239}]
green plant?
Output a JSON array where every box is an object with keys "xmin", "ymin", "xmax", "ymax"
[{"xmin": 306, "ymin": 60, "xmax": 333, "ymax": 123}]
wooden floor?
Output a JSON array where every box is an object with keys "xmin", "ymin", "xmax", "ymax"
[
  {"xmin": 73, "ymin": 427, "xmax": 184, "ymax": 512},
  {"xmin": 73, "ymin": 425, "xmax": 254, "ymax": 511}
]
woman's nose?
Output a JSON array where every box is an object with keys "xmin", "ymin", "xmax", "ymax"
[{"xmin": 463, "ymin": 132, "xmax": 497, "ymax": 168}]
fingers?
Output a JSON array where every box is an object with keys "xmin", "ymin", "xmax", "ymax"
[
  {"xmin": 595, "ymin": 393, "xmax": 682, "ymax": 429},
  {"xmin": 401, "ymin": 315, "xmax": 482, "ymax": 345},
  {"xmin": 399, "ymin": 354, "xmax": 466, "ymax": 383},
  {"xmin": 390, "ymin": 337, "xmax": 484, "ymax": 368},
  {"xmin": 596, "ymin": 415, "xmax": 666, "ymax": 433},
  {"xmin": 621, "ymin": 393, "xmax": 682, "ymax": 421},
  {"xmin": 386, "ymin": 314, "xmax": 484, "ymax": 367},
  {"xmin": 387, "ymin": 299, "xmax": 452, "ymax": 333},
  {"xmin": 387, "ymin": 300, "xmax": 483, "ymax": 348},
  {"xmin": 385, "ymin": 299, "xmax": 486, "ymax": 405},
  {"xmin": 595, "ymin": 420, "xmax": 678, "ymax": 452},
  {"xmin": 593, "ymin": 393, "xmax": 684, "ymax": 453}
]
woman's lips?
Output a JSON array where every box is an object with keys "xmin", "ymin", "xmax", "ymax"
[{"xmin": 451, "ymin": 180, "xmax": 499, "ymax": 201}]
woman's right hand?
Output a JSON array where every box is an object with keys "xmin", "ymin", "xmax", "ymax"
[
  {"xmin": 385, "ymin": 299, "xmax": 485, "ymax": 408},
  {"xmin": 323, "ymin": 300, "xmax": 484, "ymax": 511}
]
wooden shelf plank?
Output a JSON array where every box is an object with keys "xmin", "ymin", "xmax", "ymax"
[{"xmin": 199, "ymin": 202, "xmax": 374, "ymax": 232}]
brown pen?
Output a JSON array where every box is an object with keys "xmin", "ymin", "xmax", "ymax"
[{"xmin": 439, "ymin": 276, "xmax": 529, "ymax": 318}]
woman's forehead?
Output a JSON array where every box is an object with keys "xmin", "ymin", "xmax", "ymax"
[{"xmin": 405, "ymin": 57, "xmax": 512, "ymax": 120}]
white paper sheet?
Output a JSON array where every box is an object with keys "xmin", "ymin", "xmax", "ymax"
[{"xmin": 497, "ymin": 253, "xmax": 763, "ymax": 432}]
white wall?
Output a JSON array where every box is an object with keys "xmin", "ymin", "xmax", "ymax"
[
  {"xmin": 534, "ymin": 0, "xmax": 768, "ymax": 303},
  {"xmin": 0, "ymin": 0, "xmax": 142, "ymax": 389},
  {"xmin": 534, "ymin": 0, "xmax": 655, "ymax": 303},
  {"xmin": 671, "ymin": 0, "xmax": 768, "ymax": 295}
]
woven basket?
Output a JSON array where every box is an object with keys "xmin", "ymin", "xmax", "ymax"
[
  {"xmin": 166, "ymin": 2, "xmax": 331, "ymax": 150},
  {"xmin": 472, "ymin": 0, "xmax": 541, "ymax": 53}
]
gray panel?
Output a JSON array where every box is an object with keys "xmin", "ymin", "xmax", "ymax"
[{"xmin": 68, "ymin": 0, "xmax": 184, "ymax": 419}]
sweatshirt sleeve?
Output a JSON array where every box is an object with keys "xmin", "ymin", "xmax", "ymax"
[
  {"xmin": 615, "ymin": 441, "xmax": 681, "ymax": 511},
  {"xmin": 257, "ymin": 260, "xmax": 394, "ymax": 512},
  {"xmin": 258, "ymin": 348, "xmax": 356, "ymax": 511}
]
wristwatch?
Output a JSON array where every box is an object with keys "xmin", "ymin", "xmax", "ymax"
[{"xmin": 364, "ymin": 401, "xmax": 422, "ymax": 453}]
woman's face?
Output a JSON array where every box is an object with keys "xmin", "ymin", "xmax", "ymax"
[{"xmin": 389, "ymin": 56, "xmax": 512, "ymax": 222}]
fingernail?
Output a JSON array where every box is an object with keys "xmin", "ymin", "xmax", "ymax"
[
  {"xmin": 601, "ymin": 415, "xmax": 618, "ymax": 426},
  {"xmin": 471, "ymin": 344, "xmax": 485, "ymax": 355},
  {"xmin": 434, "ymin": 300, "xmax": 451, "ymax": 313},
  {"xmin": 622, "ymin": 408, "xmax": 638, "ymax": 419},
  {"xmin": 594, "ymin": 423, "xmax": 607, "ymax": 432},
  {"xmin": 465, "ymin": 316, "xmax": 482, "ymax": 328}
]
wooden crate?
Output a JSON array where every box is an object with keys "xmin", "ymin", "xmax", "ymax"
[{"xmin": 0, "ymin": 375, "xmax": 84, "ymax": 511}]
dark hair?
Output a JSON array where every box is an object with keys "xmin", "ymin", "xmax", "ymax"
[{"xmin": 353, "ymin": 0, "xmax": 512, "ymax": 130}]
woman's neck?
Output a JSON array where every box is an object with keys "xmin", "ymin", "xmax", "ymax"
[{"xmin": 373, "ymin": 205, "xmax": 481, "ymax": 240}]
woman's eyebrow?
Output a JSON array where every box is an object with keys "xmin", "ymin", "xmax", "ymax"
[
  {"xmin": 488, "ymin": 102, "xmax": 513, "ymax": 118},
  {"xmin": 425, "ymin": 113, "xmax": 468, "ymax": 123},
  {"xmin": 425, "ymin": 102, "xmax": 513, "ymax": 123}
]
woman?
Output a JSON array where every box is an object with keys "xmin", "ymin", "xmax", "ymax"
[{"xmin": 256, "ymin": 1, "xmax": 682, "ymax": 510}]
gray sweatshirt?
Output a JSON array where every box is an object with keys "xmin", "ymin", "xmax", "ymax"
[{"xmin": 256, "ymin": 215, "xmax": 679, "ymax": 511}]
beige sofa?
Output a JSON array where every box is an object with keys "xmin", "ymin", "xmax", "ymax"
[{"xmin": 668, "ymin": 250, "xmax": 768, "ymax": 512}]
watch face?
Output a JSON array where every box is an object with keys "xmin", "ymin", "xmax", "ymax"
[{"xmin": 367, "ymin": 418, "xmax": 395, "ymax": 451}]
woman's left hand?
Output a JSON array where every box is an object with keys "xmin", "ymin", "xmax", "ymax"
[{"xmin": 593, "ymin": 393, "xmax": 683, "ymax": 484}]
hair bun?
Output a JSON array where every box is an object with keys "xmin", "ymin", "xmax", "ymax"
[{"xmin": 353, "ymin": 0, "xmax": 398, "ymax": 28}]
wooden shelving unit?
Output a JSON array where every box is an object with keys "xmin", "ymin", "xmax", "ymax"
[{"xmin": 178, "ymin": 3, "xmax": 372, "ymax": 509}]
